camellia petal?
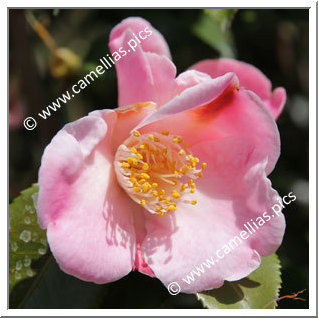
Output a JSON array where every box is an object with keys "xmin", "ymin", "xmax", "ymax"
[
  {"xmin": 109, "ymin": 19, "xmax": 177, "ymax": 107},
  {"xmin": 190, "ymin": 58, "xmax": 287, "ymax": 119},
  {"xmin": 38, "ymin": 115, "xmax": 136, "ymax": 283},
  {"xmin": 109, "ymin": 17, "xmax": 171, "ymax": 59},
  {"xmin": 142, "ymin": 138, "xmax": 285, "ymax": 293},
  {"xmin": 90, "ymin": 102, "xmax": 161, "ymax": 277},
  {"xmin": 109, "ymin": 18, "xmax": 212, "ymax": 108},
  {"xmin": 136, "ymin": 74, "xmax": 280, "ymax": 175}
]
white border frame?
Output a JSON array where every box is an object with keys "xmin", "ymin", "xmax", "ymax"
[{"xmin": 3, "ymin": 1, "xmax": 316, "ymax": 316}]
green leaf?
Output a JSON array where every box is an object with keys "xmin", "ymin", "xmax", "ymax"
[
  {"xmin": 21, "ymin": 259, "xmax": 109, "ymax": 309},
  {"xmin": 204, "ymin": 9, "xmax": 238, "ymax": 34},
  {"xmin": 193, "ymin": 9, "xmax": 238, "ymax": 58},
  {"xmin": 9, "ymin": 184, "xmax": 48, "ymax": 294},
  {"xmin": 196, "ymin": 254, "xmax": 282, "ymax": 309}
]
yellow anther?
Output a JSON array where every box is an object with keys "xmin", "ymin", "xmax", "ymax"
[
  {"xmin": 156, "ymin": 212, "xmax": 165, "ymax": 217},
  {"xmin": 161, "ymin": 130, "xmax": 170, "ymax": 136},
  {"xmin": 138, "ymin": 179, "xmax": 146, "ymax": 185},
  {"xmin": 140, "ymin": 199, "xmax": 146, "ymax": 206},
  {"xmin": 186, "ymin": 164, "xmax": 192, "ymax": 170},
  {"xmin": 179, "ymin": 168, "xmax": 186, "ymax": 175},
  {"xmin": 158, "ymin": 195, "xmax": 164, "ymax": 201},
  {"xmin": 194, "ymin": 157, "xmax": 200, "ymax": 163},
  {"xmin": 191, "ymin": 200, "xmax": 197, "ymax": 205},
  {"xmin": 188, "ymin": 154, "xmax": 197, "ymax": 161},
  {"xmin": 173, "ymin": 136, "xmax": 183, "ymax": 143},
  {"xmin": 164, "ymin": 197, "xmax": 171, "ymax": 203},
  {"xmin": 148, "ymin": 134, "xmax": 155, "ymax": 141},
  {"xmin": 151, "ymin": 182, "xmax": 158, "ymax": 188},
  {"xmin": 188, "ymin": 179, "xmax": 194, "ymax": 186},
  {"xmin": 130, "ymin": 147, "xmax": 137, "ymax": 154},
  {"xmin": 129, "ymin": 177, "xmax": 137, "ymax": 183},
  {"xmin": 127, "ymin": 157, "xmax": 138, "ymax": 166},
  {"xmin": 197, "ymin": 172, "xmax": 203, "ymax": 178},
  {"xmin": 159, "ymin": 189, "xmax": 165, "ymax": 196},
  {"xmin": 136, "ymin": 153, "xmax": 143, "ymax": 160},
  {"xmin": 201, "ymin": 162, "xmax": 207, "ymax": 170},
  {"xmin": 152, "ymin": 190, "xmax": 159, "ymax": 197},
  {"xmin": 142, "ymin": 183, "xmax": 151, "ymax": 193},
  {"xmin": 154, "ymin": 136, "xmax": 160, "ymax": 142},
  {"xmin": 190, "ymin": 188, "xmax": 195, "ymax": 193},
  {"xmin": 180, "ymin": 184, "xmax": 187, "ymax": 192},
  {"xmin": 140, "ymin": 172, "xmax": 150, "ymax": 180},
  {"xmin": 121, "ymin": 162, "xmax": 130, "ymax": 168},
  {"xmin": 172, "ymin": 190, "xmax": 181, "ymax": 199},
  {"xmin": 190, "ymin": 182, "xmax": 196, "ymax": 189},
  {"xmin": 139, "ymin": 144, "xmax": 145, "ymax": 150},
  {"xmin": 142, "ymin": 163, "xmax": 150, "ymax": 170},
  {"xmin": 166, "ymin": 204, "xmax": 177, "ymax": 212},
  {"xmin": 133, "ymin": 130, "xmax": 141, "ymax": 137},
  {"xmin": 133, "ymin": 187, "xmax": 141, "ymax": 193},
  {"xmin": 178, "ymin": 149, "xmax": 185, "ymax": 155}
]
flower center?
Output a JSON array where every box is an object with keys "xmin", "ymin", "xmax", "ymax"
[{"xmin": 114, "ymin": 130, "xmax": 207, "ymax": 216}]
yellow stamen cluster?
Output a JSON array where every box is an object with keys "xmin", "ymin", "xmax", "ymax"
[{"xmin": 114, "ymin": 130, "xmax": 207, "ymax": 216}]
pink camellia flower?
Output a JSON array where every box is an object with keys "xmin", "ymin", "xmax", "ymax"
[{"xmin": 37, "ymin": 17, "xmax": 286, "ymax": 293}]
